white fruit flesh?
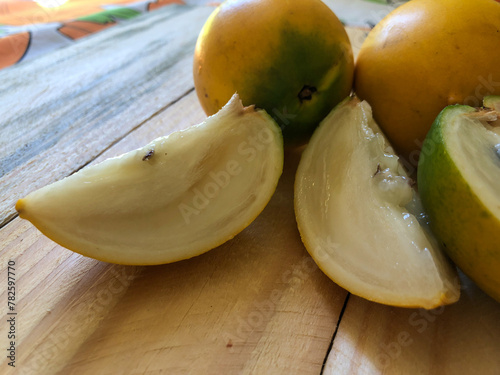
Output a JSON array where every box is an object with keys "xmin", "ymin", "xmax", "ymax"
[
  {"xmin": 449, "ymin": 105, "xmax": 500, "ymax": 219},
  {"xmin": 16, "ymin": 94, "xmax": 283, "ymax": 265},
  {"xmin": 294, "ymin": 97, "xmax": 459, "ymax": 308}
]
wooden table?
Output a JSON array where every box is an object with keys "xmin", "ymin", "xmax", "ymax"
[{"xmin": 1, "ymin": 4, "xmax": 499, "ymax": 375}]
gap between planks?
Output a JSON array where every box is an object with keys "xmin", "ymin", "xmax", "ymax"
[{"xmin": 321, "ymin": 293, "xmax": 351, "ymax": 375}]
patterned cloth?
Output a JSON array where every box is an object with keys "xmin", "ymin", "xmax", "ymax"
[{"xmin": 0, "ymin": 0, "xmax": 405, "ymax": 71}]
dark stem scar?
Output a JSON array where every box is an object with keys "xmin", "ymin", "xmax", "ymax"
[
  {"xmin": 142, "ymin": 149, "xmax": 154, "ymax": 161},
  {"xmin": 298, "ymin": 85, "xmax": 317, "ymax": 103}
]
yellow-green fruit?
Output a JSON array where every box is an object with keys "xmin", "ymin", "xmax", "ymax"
[
  {"xmin": 16, "ymin": 94, "xmax": 283, "ymax": 265},
  {"xmin": 193, "ymin": 0, "xmax": 354, "ymax": 145},
  {"xmin": 355, "ymin": 0, "xmax": 500, "ymax": 162},
  {"xmin": 417, "ymin": 97, "xmax": 500, "ymax": 301}
]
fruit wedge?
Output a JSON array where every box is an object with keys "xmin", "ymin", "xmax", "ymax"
[
  {"xmin": 16, "ymin": 94, "xmax": 284, "ymax": 265},
  {"xmin": 294, "ymin": 96, "xmax": 459, "ymax": 309},
  {"xmin": 418, "ymin": 96, "xmax": 500, "ymax": 302}
]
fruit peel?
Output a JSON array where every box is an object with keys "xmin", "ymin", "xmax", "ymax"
[
  {"xmin": 16, "ymin": 94, "xmax": 284, "ymax": 265},
  {"xmin": 354, "ymin": 0, "xmax": 500, "ymax": 161},
  {"xmin": 193, "ymin": 0, "xmax": 354, "ymax": 146},
  {"xmin": 418, "ymin": 98, "xmax": 500, "ymax": 301}
]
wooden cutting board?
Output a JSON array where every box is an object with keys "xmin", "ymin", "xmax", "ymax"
[{"xmin": 0, "ymin": 5, "xmax": 499, "ymax": 375}]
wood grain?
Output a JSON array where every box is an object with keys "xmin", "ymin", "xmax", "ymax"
[
  {"xmin": 0, "ymin": 91, "xmax": 348, "ymax": 374},
  {"xmin": 0, "ymin": 4, "xmax": 214, "ymax": 227},
  {"xmin": 324, "ymin": 272, "xmax": 500, "ymax": 375},
  {"xmin": 0, "ymin": 3, "xmax": 499, "ymax": 374}
]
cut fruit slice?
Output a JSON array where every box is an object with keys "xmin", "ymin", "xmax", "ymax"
[
  {"xmin": 16, "ymin": 94, "xmax": 284, "ymax": 265},
  {"xmin": 418, "ymin": 96, "xmax": 500, "ymax": 302},
  {"xmin": 294, "ymin": 96, "xmax": 460, "ymax": 309}
]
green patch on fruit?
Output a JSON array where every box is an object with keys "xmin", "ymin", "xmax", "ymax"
[
  {"xmin": 418, "ymin": 97, "xmax": 500, "ymax": 302},
  {"xmin": 242, "ymin": 25, "xmax": 352, "ymax": 144}
]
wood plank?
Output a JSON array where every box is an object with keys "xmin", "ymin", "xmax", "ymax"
[
  {"xmin": 6, "ymin": 16, "xmax": 495, "ymax": 375},
  {"xmin": 0, "ymin": 92, "xmax": 348, "ymax": 374},
  {"xmin": 324, "ymin": 271, "xmax": 500, "ymax": 374},
  {"xmin": 0, "ymin": 4, "xmax": 214, "ymax": 227},
  {"xmin": 320, "ymin": 26, "xmax": 500, "ymax": 375},
  {"xmin": 0, "ymin": 91, "xmax": 205, "ymax": 374}
]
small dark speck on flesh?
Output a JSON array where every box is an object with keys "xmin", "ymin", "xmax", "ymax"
[{"xmin": 143, "ymin": 149, "xmax": 154, "ymax": 161}]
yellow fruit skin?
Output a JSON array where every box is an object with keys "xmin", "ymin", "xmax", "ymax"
[
  {"xmin": 418, "ymin": 105, "xmax": 500, "ymax": 302},
  {"xmin": 193, "ymin": 0, "xmax": 354, "ymax": 144},
  {"xmin": 355, "ymin": 0, "xmax": 500, "ymax": 163}
]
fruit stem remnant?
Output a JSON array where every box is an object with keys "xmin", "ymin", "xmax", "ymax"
[{"xmin": 298, "ymin": 85, "xmax": 317, "ymax": 103}]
